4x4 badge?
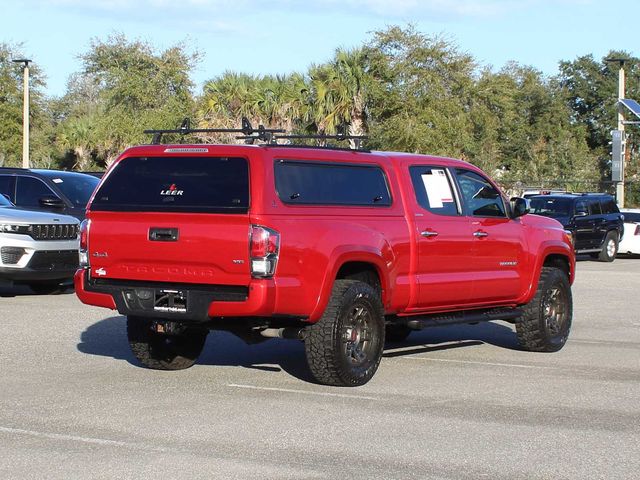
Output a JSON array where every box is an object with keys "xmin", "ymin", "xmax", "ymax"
[{"xmin": 160, "ymin": 184, "xmax": 184, "ymax": 196}]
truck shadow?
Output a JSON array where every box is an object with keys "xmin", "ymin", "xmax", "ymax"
[
  {"xmin": 383, "ymin": 322, "xmax": 520, "ymax": 358},
  {"xmin": 77, "ymin": 317, "xmax": 521, "ymax": 384},
  {"xmin": 0, "ymin": 284, "xmax": 75, "ymax": 297}
]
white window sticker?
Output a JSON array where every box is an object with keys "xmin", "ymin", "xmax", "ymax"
[{"xmin": 421, "ymin": 169, "xmax": 453, "ymax": 209}]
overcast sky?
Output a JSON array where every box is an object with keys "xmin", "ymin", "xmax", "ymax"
[{"xmin": 3, "ymin": 0, "xmax": 639, "ymax": 97}]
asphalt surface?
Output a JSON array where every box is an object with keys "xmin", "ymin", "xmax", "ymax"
[{"xmin": 1, "ymin": 259, "xmax": 639, "ymax": 479}]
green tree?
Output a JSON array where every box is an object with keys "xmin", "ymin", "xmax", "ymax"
[
  {"xmin": 363, "ymin": 25, "xmax": 476, "ymax": 156},
  {"xmin": 56, "ymin": 35, "xmax": 199, "ymax": 167},
  {"xmin": 559, "ymin": 52, "xmax": 640, "ymax": 203},
  {"xmin": 471, "ymin": 63, "xmax": 597, "ymax": 185},
  {"xmin": 199, "ymin": 72, "xmax": 311, "ymax": 142},
  {"xmin": 0, "ymin": 42, "xmax": 52, "ymax": 168}
]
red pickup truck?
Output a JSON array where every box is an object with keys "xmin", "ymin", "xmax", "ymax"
[{"xmin": 75, "ymin": 140, "xmax": 574, "ymax": 386}]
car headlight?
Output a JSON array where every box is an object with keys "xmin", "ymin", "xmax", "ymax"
[{"xmin": 0, "ymin": 224, "xmax": 30, "ymax": 234}]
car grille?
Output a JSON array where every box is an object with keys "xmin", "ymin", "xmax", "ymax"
[
  {"xmin": 1, "ymin": 247, "xmax": 26, "ymax": 265},
  {"xmin": 27, "ymin": 250, "xmax": 79, "ymax": 271},
  {"xmin": 29, "ymin": 224, "xmax": 78, "ymax": 241}
]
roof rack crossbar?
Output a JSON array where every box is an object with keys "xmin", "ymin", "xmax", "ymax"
[
  {"xmin": 269, "ymin": 133, "xmax": 369, "ymax": 150},
  {"xmin": 144, "ymin": 117, "xmax": 285, "ymax": 144}
]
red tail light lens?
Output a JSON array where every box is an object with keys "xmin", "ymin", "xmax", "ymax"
[
  {"xmin": 79, "ymin": 220, "xmax": 89, "ymax": 250},
  {"xmin": 635, "ymin": 225, "xmax": 640, "ymax": 236},
  {"xmin": 250, "ymin": 225, "xmax": 280, "ymax": 277},
  {"xmin": 79, "ymin": 219, "xmax": 90, "ymax": 268}
]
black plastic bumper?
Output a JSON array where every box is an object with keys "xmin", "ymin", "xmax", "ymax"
[
  {"xmin": 0, "ymin": 250, "xmax": 78, "ymax": 283},
  {"xmin": 84, "ymin": 276, "xmax": 249, "ymax": 322}
]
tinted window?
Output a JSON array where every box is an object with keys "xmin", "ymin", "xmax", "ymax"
[
  {"xmin": 274, "ymin": 160, "xmax": 391, "ymax": 206},
  {"xmin": 38, "ymin": 172, "xmax": 99, "ymax": 207},
  {"xmin": 623, "ymin": 212, "xmax": 640, "ymax": 222},
  {"xmin": 409, "ymin": 166, "xmax": 458, "ymax": 216},
  {"xmin": 15, "ymin": 176, "xmax": 57, "ymax": 207},
  {"xmin": 529, "ymin": 197, "xmax": 572, "ymax": 217},
  {"xmin": 601, "ymin": 198, "xmax": 619, "ymax": 214},
  {"xmin": 589, "ymin": 199, "xmax": 602, "ymax": 215},
  {"xmin": 91, "ymin": 156, "xmax": 249, "ymax": 213},
  {"xmin": 575, "ymin": 200, "xmax": 588, "ymax": 215},
  {"xmin": 0, "ymin": 176, "xmax": 14, "ymax": 203},
  {"xmin": 455, "ymin": 169, "xmax": 506, "ymax": 217}
]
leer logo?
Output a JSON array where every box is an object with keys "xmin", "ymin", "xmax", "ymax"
[{"xmin": 160, "ymin": 183, "xmax": 184, "ymax": 196}]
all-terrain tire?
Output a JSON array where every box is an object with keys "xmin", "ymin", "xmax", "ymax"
[
  {"xmin": 127, "ymin": 316, "xmax": 208, "ymax": 370},
  {"xmin": 598, "ymin": 231, "xmax": 618, "ymax": 262},
  {"xmin": 305, "ymin": 280, "xmax": 385, "ymax": 387},
  {"xmin": 516, "ymin": 267, "xmax": 572, "ymax": 352}
]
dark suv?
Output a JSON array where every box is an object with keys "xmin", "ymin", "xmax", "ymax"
[
  {"xmin": 529, "ymin": 193, "xmax": 624, "ymax": 262},
  {"xmin": 0, "ymin": 168, "xmax": 100, "ymax": 221}
]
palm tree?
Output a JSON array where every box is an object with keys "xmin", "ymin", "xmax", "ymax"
[
  {"xmin": 309, "ymin": 48, "xmax": 369, "ymax": 147},
  {"xmin": 57, "ymin": 117, "xmax": 94, "ymax": 170}
]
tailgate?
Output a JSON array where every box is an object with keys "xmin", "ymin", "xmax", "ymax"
[{"xmin": 87, "ymin": 211, "xmax": 251, "ymax": 285}]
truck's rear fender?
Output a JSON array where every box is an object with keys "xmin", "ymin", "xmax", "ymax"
[
  {"xmin": 308, "ymin": 245, "xmax": 394, "ymax": 322},
  {"xmin": 517, "ymin": 242, "xmax": 574, "ymax": 305}
]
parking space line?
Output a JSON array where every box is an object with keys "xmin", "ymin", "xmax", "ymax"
[
  {"xmin": 402, "ymin": 357, "xmax": 556, "ymax": 369},
  {"xmin": 0, "ymin": 426, "xmax": 168, "ymax": 452},
  {"xmin": 228, "ymin": 384, "xmax": 379, "ymax": 400}
]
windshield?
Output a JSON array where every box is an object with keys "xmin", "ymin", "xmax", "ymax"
[
  {"xmin": 38, "ymin": 171, "xmax": 100, "ymax": 207},
  {"xmin": 529, "ymin": 197, "xmax": 573, "ymax": 217}
]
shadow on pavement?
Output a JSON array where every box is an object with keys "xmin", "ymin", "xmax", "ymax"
[
  {"xmin": 383, "ymin": 321, "xmax": 520, "ymax": 358},
  {"xmin": 0, "ymin": 283, "xmax": 74, "ymax": 297},
  {"xmin": 77, "ymin": 316, "xmax": 521, "ymax": 384}
]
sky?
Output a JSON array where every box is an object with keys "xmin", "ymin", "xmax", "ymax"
[{"xmin": 3, "ymin": 0, "xmax": 639, "ymax": 98}]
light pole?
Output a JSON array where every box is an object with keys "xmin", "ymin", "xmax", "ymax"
[
  {"xmin": 605, "ymin": 57, "xmax": 626, "ymax": 208},
  {"xmin": 11, "ymin": 58, "xmax": 32, "ymax": 169}
]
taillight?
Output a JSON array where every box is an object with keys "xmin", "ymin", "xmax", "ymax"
[
  {"xmin": 79, "ymin": 219, "xmax": 90, "ymax": 268},
  {"xmin": 250, "ymin": 225, "xmax": 280, "ymax": 278},
  {"xmin": 635, "ymin": 225, "xmax": 640, "ymax": 236}
]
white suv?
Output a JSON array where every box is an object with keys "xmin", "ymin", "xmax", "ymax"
[{"xmin": 0, "ymin": 194, "xmax": 79, "ymax": 293}]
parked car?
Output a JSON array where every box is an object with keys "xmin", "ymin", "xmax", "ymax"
[
  {"xmin": 74, "ymin": 123, "xmax": 575, "ymax": 387},
  {"xmin": 0, "ymin": 168, "xmax": 100, "ymax": 220},
  {"xmin": 618, "ymin": 208, "xmax": 640, "ymax": 255},
  {"xmin": 528, "ymin": 193, "xmax": 624, "ymax": 262},
  {"xmin": 0, "ymin": 193, "xmax": 80, "ymax": 293}
]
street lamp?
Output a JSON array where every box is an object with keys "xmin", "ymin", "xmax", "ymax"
[
  {"xmin": 11, "ymin": 58, "xmax": 32, "ymax": 169},
  {"xmin": 605, "ymin": 57, "xmax": 626, "ymax": 207}
]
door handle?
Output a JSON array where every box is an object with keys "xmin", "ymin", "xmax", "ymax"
[
  {"xmin": 473, "ymin": 230, "xmax": 489, "ymax": 238},
  {"xmin": 421, "ymin": 230, "xmax": 439, "ymax": 238},
  {"xmin": 149, "ymin": 227, "xmax": 179, "ymax": 242}
]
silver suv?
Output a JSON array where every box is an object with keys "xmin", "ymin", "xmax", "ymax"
[{"xmin": 0, "ymin": 194, "xmax": 79, "ymax": 293}]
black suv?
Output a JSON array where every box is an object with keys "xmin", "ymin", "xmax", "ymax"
[
  {"xmin": 529, "ymin": 193, "xmax": 624, "ymax": 262},
  {"xmin": 0, "ymin": 168, "xmax": 100, "ymax": 221}
]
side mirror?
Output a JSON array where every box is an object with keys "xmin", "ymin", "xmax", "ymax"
[
  {"xmin": 510, "ymin": 197, "xmax": 530, "ymax": 219},
  {"xmin": 39, "ymin": 196, "xmax": 66, "ymax": 209}
]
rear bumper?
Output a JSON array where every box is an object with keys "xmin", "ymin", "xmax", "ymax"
[{"xmin": 74, "ymin": 270, "xmax": 277, "ymax": 321}]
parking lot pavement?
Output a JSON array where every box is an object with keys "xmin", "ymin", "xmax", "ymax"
[{"xmin": 1, "ymin": 259, "xmax": 639, "ymax": 479}]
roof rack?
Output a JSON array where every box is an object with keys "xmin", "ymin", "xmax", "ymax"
[
  {"xmin": 144, "ymin": 117, "xmax": 285, "ymax": 145},
  {"xmin": 269, "ymin": 133, "xmax": 368, "ymax": 150},
  {"xmin": 144, "ymin": 118, "xmax": 369, "ymax": 150}
]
